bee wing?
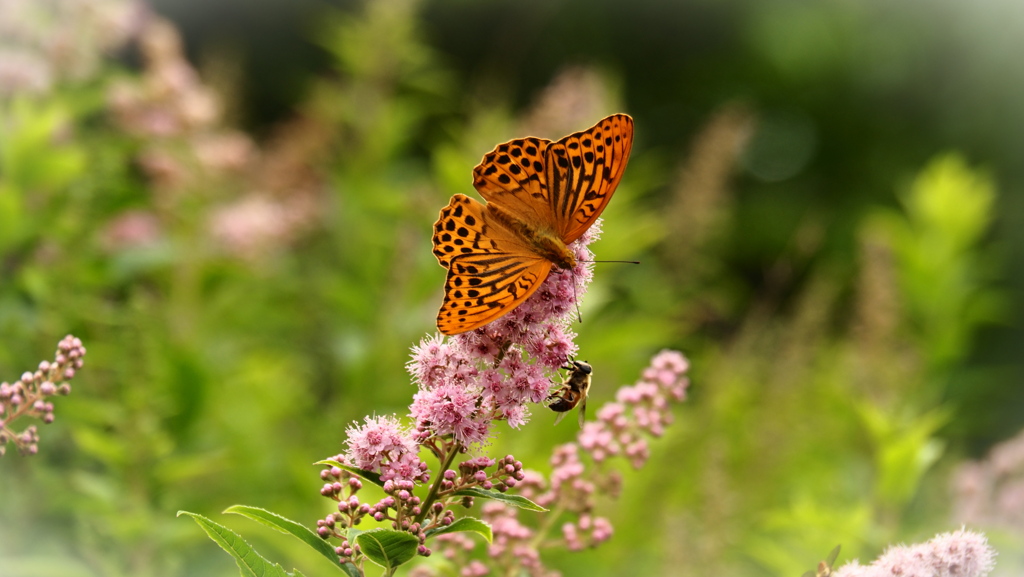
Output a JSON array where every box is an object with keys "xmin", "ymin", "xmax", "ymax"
[
  {"xmin": 577, "ymin": 398, "xmax": 588, "ymax": 428},
  {"xmin": 825, "ymin": 545, "xmax": 840, "ymax": 567},
  {"xmin": 822, "ymin": 545, "xmax": 841, "ymax": 576},
  {"xmin": 553, "ymin": 411, "xmax": 569, "ymax": 426}
]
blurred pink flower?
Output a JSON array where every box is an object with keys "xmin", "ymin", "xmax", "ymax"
[
  {"xmin": 100, "ymin": 210, "xmax": 162, "ymax": 251},
  {"xmin": 0, "ymin": 48, "xmax": 52, "ymax": 95},
  {"xmin": 193, "ymin": 132, "xmax": 254, "ymax": 172},
  {"xmin": 519, "ymin": 66, "xmax": 619, "ymax": 140},
  {"xmin": 0, "ymin": 0, "xmax": 142, "ymax": 94},
  {"xmin": 136, "ymin": 148, "xmax": 185, "ymax": 188},
  {"xmin": 834, "ymin": 529, "xmax": 996, "ymax": 577},
  {"xmin": 953, "ymin": 428, "xmax": 1024, "ymax": 534},
  {"xmin": 208, "ymin": 194, "xmax": 315, "ymax": 260},
  {"xmin": 108, "ymin": 16, "xmax": 220, "ymax": 138}
]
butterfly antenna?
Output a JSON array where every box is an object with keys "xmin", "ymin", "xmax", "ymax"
[
  {"xmin": 579, "ymin": 259, "xmax": 641, "ymax": 265},
  {"xmin": 571, "ymin": 260, "xmax": 639, "ymax": 325}
]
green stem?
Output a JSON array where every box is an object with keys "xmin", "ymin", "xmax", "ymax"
[
  {"xmin": 416, "ymin": 440, "xmax": 462, "ymax": 525},
  {"xmin": 528, "ymin": 502, "xmax": 565, "ymax": 549}
]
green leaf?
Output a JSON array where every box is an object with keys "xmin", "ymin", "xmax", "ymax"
[
  {"xmin": 454, "ymin": 488, "xmax": 547, "ymax": 512},
  {"xmin": 856, "ymin": 404, "xmax": 949, "ymax": 508},
  {"xmin": 315, "ymin": 460, "xmax": 385, "ymax": 488},
  {"xmin": 424, "ymin": 517, "xmax": 492, "ymax": 542},
  {"xmin": 354, "ymin": 528, "xmax": 419, "ymax": 571},
  {"xmin": 177, "ymin": 511, "xmax": 290, "ymax": 577},
  {"xmin": 224, "ymin": 505, "xmax": 341, "ymax": 569}
]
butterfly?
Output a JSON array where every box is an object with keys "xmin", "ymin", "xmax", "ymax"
[{"xmin": 431, "ymin": 113, "xmax": 634, "ymax": 335}]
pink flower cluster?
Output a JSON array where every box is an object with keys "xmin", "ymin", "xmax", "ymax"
[
  {"xmin": 434, "ymin": 499, "xmax": 556, "ymax": 577},
  {"xmin": 408, "ymin": 225, "xmax": 600, "ymax": 446},
  {"xmin": 430, "ymin": 349, "xmax": 691, "ymax": 576},
  {"xmin": 317, "ymin": 452, "xmax": 528, "ymax": 566},
  {"xmin": 344, "ymin": 415, "xmax": 429, "ymax": 484},
  {"xmin": 0, "ymin": 335, "xmax": 86, "ymax": 456},
  {"xmin": 834, "ymin": 529, "xmax": 995, "ymax": 577},
  {"xmin": 318, "ymin": 224, "xmax": 600, "ymax": 567},
  {"xmin": 315, "ymin": 221, "xmax": 695, "ymax": 576},
  {"xmin": 579, "ymin": 349, "xmax": 690, "ymax": 468},
  {"xmin": 102, "ymin": 15, "xmax": 324, "ymax": 261}
]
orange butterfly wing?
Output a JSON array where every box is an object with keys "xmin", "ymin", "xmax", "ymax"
[
  {"xmin": 546, "ymin": 114, "xmax": 633, "ymax": 243},
  {"xmin": 432, "ymin": 194, "xmax": 552, "ymax": 334},
  {"xmin": 471, "ymin": 136, "xmax": 554, "ymax": 227},
  {"xmin": 470, "ymin": 114, "xmax": 633, "ymax": 241}
]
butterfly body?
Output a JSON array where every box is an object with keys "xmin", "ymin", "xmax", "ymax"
[
  {"xmin": 432, "ymin": 114, "xmax": 633, "ymax": 335},
  {"xmin": 484, "ymin": 202, "xmax": 578, "ymax": 270}
]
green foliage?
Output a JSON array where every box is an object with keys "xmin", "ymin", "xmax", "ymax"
[
  {"xmin": 857, "ymin": 404, "xmax": 948, "ymax": 510},
  {"xmin": 872, "ymin": 154, "xmax": 1003, "ymax": 372},
  {"xmin": 423, "ymin": 517, "xmax": 492, "ymax": 541},
  {"xmin": 223, "ymin": 505, "xmax": 342, "ymax": 568},
  {"xmin": 355, "ymin": 529, "xmax": 419, "ymax": 574},
  {"xmin": 452, "ymin": 488, "xmax": 547, "ymax": 512},
  {"xmin": 177, "ymin": 511, "xmax": 297, "ymax": 577}
]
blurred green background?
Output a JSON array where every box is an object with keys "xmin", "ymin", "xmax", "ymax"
[{"xmin": 1, "ymin": 0, "xmax": 1022, "ymax": 575}]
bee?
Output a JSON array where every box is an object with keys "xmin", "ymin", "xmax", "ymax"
[
  {"xmin": 801, "ymin": 545, "xmax": 840, "ymax": 577},
  {"xmin": 546, "ymin": 360, "xmax": 592, "ymax": 427}
]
